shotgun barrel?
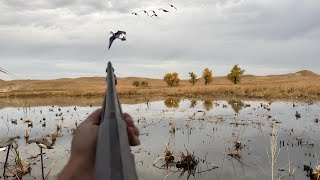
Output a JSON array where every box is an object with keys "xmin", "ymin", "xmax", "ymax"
[{"xmin": 95, "ymin": 61, "xmax": 138, "ymax": 180}]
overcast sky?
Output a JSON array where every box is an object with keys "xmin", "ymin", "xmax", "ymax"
[{"xmin": 0, "ymin": 0, "xmax": 319, "ymax": 80}]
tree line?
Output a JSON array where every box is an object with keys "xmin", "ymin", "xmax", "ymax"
[
  {"xmin": 163, "ymin": 64, "xmax": 245, "ymax": 86},
  {"xmin": 132, "ymin": 64, "xmax": 245, "ymax": 87}
]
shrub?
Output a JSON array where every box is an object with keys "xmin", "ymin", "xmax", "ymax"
[{"xmin": 132, "ymin": 81, "xmax": 140, "ymax": 87}]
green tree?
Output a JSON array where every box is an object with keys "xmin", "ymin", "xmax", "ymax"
[
  {"xmin": 163, "ymin": 73, "xmax": 180, "ymax": 87},
  {"xmin": 202, "ymin": 68, "xmax": 214, "ymax": 85},
  {"xmin": 227, "ymin": 65, "xmax": 245, "ymax": 84},
  {"xmin": 189, "ymin": 72, "xmax": 198, "ymax": 86},
  {"xmin": 132, "ymin": 81, "xmax": 140, "ymax": 87}
]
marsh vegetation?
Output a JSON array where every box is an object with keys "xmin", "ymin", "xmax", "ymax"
[{"xmin": 0, "ymin": 97, "xmax": 319, "ymax": 179}]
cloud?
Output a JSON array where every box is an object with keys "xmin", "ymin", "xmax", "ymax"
[{"xmin": 0, "ymin": 0, "xmax": 319, "ymax": 80}]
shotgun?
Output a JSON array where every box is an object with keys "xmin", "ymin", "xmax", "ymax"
[{"xmin": 95, "ymin": 61, "xmax": 138, "ymax": 180}]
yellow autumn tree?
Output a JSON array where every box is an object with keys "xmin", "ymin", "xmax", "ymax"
[
  {"xmin": 202, "ymin": 68, "xmax": 213, "ymax": 85},
  {"xmin": 163, "ymin": 72, "xmax": 180, "ymax": 87}
]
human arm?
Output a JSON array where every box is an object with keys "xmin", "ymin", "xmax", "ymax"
[{"xmin": 58, "ymin": 109, "xmax": 140, "ymax": 180}]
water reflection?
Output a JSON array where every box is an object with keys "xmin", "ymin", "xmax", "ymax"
[
  {"xmin": 203, "ymin": 101, "xmax": 213, "ymax": 111},
  {"xmin": 0, "ymin": 98, "xmax": 320, "ymax": 180},
  {"xmin": 227, "ymin": 100, "xmax": 245, "ymax": 113},
  {"xmin": 190, "ymin": 100, "xmax": 197, "ymax": 108},
  {"xmin": 0, "ymin": 96, "xmax": 166, "ymax": 109},
  {"xmin": 164, "ymin": 98, "xmax": 181, "ymax": 108}
]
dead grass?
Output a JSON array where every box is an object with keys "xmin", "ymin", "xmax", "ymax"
[{"xmin": 0, "ymin": 71, "xmax": 319, "ymax": 100}]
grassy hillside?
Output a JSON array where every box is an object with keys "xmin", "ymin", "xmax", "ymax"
[{"xmin": 0, "ymin": 71, "xmax": 319, "ymax": 100}]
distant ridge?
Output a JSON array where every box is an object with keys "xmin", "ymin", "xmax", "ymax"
[
  {"xmin": 0, "ymin": 69, "xmax": 320, "ymax": 99},
  {"xmin": 294, "ymin": 70, "xmax": 319, "ymax": 76}
]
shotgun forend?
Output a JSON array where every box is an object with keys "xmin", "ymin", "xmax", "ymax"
[{"xmin": 95, "ymin": 61, "xmax": 138, "ymax": 180}]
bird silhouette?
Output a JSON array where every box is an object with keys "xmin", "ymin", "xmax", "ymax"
[
  {"xmin": 295, "ymin": 111, "xmax": 301, "ymax": 119},
  {"xmin": 139, "ymin": 10, "xmax": 149, "ymax": 16},
  {"xmin": 151, "ymin": 13, "xmax": 159, "ymax": 18},
  {"xmin": 108, "ymin": 31, "xmax": 127, "ymax": 50},
  {"xmin": 169, "ymin": 4, "xmax": 177, "ymax": 10},
  {"xmin": 159, "ymin": 8, "xmax": 170, "ymax": 13},
  {"xmin": 0, "ymin": 67, "xmax": 8, "ymax": 74},
  {"xmin": 131, "ymin": 12, "xmax": 139, "ymax": 16},
  {"xmin": 149, "ymin": 10, "xmax": 156, "ymax": 14}
]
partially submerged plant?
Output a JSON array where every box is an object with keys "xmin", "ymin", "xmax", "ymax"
[
  {"xmin": 227, "ymin": 141, "xmax": 245, "ymax": 159},
  {"xmin": 51, "ymin": 132, "xmax": 58, "ymax": 145},
  {"xmin": 5, "ymin": 141, "xmax": 31, "ymax": 179},
  {"xmin": 304, "ymin": 164, "xmax": 320, "ymax": 180},
  {"xmin": 56, "ymin": 123, "xmax": 62, "ymax": 132},
  {"xmin": 266, "ymin": 123, "xmax": 280, "ymax": 180},
  {"xmin": 24, "ymin": 129, "xmax": 30, "ymax": 143},
  {"xmin": 165, "ymin": 143, "xmax": 174, "ymax": 163},
  {"xmin": 234, "ymin": 141, "xmax": 245, "ymax": 151},
  {"xmin": 313, "ymin": 165, "xmax": 320, "ymax": 180},
  {"xmin": 176, "ymin": 149, "xmax": 198, "ymax": 170},
  {"xmin": 153, "ymin": 144, "xmax": 216, "ymax": 180},
  {"xmin": 169, "ymin": 122, "xmax": 176, "ymax": 134}
]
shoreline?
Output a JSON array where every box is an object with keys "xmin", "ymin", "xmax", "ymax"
[{"xmin": 1, "ymin": 84, "xmax": 319, "ymax": 102}]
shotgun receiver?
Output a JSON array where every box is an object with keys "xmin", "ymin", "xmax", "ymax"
[{"xmin": 95, "ymin": 62, "xmax": 138, "ymax": 180}]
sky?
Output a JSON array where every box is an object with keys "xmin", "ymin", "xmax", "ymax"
[{"xmin": 0, "ymin": 0, "xmax": 319, "ymax": 80}]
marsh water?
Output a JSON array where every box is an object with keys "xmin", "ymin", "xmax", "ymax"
[{"xmin": 0, "ymin": 97, "xmax": 319, "ymax": 180}]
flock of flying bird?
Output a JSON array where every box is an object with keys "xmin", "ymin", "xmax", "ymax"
[
  {"xmin": 132, "ymin": 4, "xmax": 178, "ymax": 18},
  {"xmin": 108, "ymin": 4, "xmax": 178, "ymax": 50},
  {"xmin": 0, "ymin": 67, "xmax": 8, "ymax": 74}
]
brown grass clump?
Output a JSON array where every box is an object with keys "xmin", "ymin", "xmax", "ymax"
[
  {"xmin": 227, "ymin": 141, "xmax": 246, "ymax": 159},
  {"xmin": 176, "ymin": 149, "xmax": 199, "ymax": 170},
  {"xmin": 165, "ymin": 143, "xmax": 175, "ymax": 163},
  {"xmin": 313, "ymin": 165, "xmax": 320, "ymax": 180},
  {"xmin": 51, "ymin": 132, "xmax": 58, "ymax": 145},
  {"xmin": 304, "ymin": 165, "xmax": 320, "ymax": 180},
  {"xmin": 227, "ymin": 150, "xmax": 241, "ymax": 159},
  {"xmin": 234, "ymin": 141, "xmax": 246, "ymax": 151}
]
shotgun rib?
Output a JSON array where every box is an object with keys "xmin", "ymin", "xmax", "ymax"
[{"xmin": 95, "ymin": 62, "xmax": 138, "ymax": 180}]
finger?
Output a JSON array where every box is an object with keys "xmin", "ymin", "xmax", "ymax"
[
  {"xmin": 123, "ymin": 113, "xmax": 134, "ymax": 127},
  {"xmin": 84, "ymin": 108, "xmax": 102, "ymax": 125},
  {"xmin": 128, "ymin": 127, "xmax": 140, "ymax": 146},
  {"xmin": 133, "ymin": 126, "xmax": 140, "ymax": 137}
]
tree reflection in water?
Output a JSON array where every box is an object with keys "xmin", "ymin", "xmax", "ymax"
[
  {"xmin": 228, "ymin": 100, "xmax": 245, "ymax": 114},
  {"xmin": 164, "ymin": 98, "xmax": 181, "ymax": 108},
  {"xmin": 203, "ymin": 101, "xmax": 213, "ymax": 111},
  {"xmin": 190, "ymin": 100, "xmax": 197, "ymax": 108}
]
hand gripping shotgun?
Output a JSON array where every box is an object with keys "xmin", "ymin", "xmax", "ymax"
[{"xmin": 95, "ymin": 61, "xmax": 138, "ymax": 180}]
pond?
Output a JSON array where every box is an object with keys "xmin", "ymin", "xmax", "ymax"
[{"xmin": 0, "ymin": 97, "xmax": 319, "ymax": 180}]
